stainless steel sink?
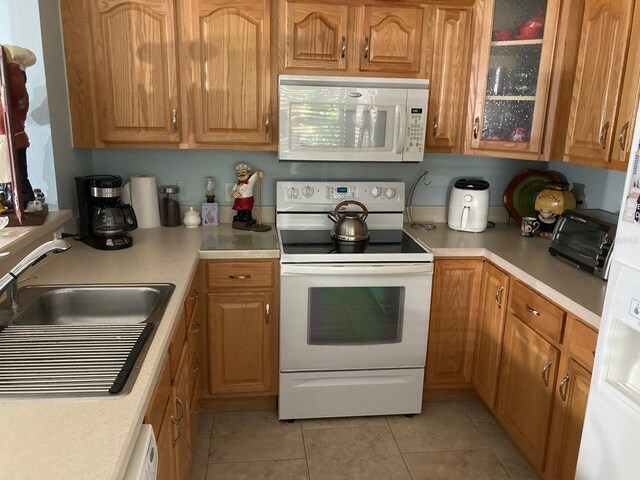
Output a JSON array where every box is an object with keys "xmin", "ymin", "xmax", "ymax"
[
  {"xmin": 0, "ymin": 284, "xmax": 175, "ymax": 397},
  {"xmin": 1, "ymin": 284, "xmax": 174, "ymax": 326}
]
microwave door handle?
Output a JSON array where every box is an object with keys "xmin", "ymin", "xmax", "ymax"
[
  {"xmin": 461, "ymin": 206, "xmax": 470, "ymax": 230},
  {"xmin": 395, "ymin": 106, "xmax": 407, "ymax": 154}
]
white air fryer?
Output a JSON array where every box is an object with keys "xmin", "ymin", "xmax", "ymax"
[{"xmin": 448, "ymin": 179, "xmax": 490, "ymax": 233}]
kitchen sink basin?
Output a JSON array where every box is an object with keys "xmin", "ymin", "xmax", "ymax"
[
  {"xmin": 0, "ymin": 284, "xmax": 175, "ymax": 397},
  {"xmin": 0, "ymin": 284, "xmax": 175, "ymax": 327}
]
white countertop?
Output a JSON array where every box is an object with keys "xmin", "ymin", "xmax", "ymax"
[{"xmin": 0, "ymin": 221, "xmax": 603, "ymax": 479}]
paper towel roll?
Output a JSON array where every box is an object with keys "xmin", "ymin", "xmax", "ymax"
[{"xmin": 121, "ymin": 175, "xmax": 161, "ymax": 229}]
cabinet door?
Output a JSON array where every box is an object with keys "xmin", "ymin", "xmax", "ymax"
[
  {"xmin": 360, "ymin": 5, "xmax": 424, "ymax": 74},
  {"xmin": 156, "ymin": 404, "xmax": 176, "ymax": 480},
  {"xmin": 281, "ymin": 0, "xmax": 349, "ymax": 71},
  {"xmin": 426, "ymin": 259, "xmax": 482, "ymax": 387},
  {"xmin": 610, "ymin": 1, "xmax": 640, "ymax": 171},
  {"xmin": 497, "ymin": 313, "xmax": 559, "ymax": 472},
  {"xmin": 89, "ymin": 0, "xmax": 180, "ymax": 143},
  {"xmin": 172, "ymin": 345, "xmax": 192, "ymax": 480},
  {"xmin": 472, "ymin": 262, "xmax": 510, "ymax": 409},
  {"xmin": 187, "ymin": 0, "xmax": 271, "ymax": 145},
  {"xmin": 467, "ymin": 0, "xmax": 560, "ymax": 159},
  {"xmin": 564, "ymin": 0, "xmax": 634, "ymax": 166},
  {"xmin": 426, "ymin": 6, "xmax": 473, "ymax": 153},
  {"xmin": 545, "ymin": 357, "xmax": 592, "ymax": 480},
  {"xmin": 208, "ymin": 291, "xmax": 274, "ymax": 394}
]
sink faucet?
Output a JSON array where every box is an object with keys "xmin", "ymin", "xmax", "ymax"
[{"xmin": 0, "ymin": 239, "xmax": 71, "ymax": 310}]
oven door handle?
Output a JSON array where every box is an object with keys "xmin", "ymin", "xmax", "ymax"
[{"xmin": 281, "ymin": 263, "xmax": 433, "ymax": 276}]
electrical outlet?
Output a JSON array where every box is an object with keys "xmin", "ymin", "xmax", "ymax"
[
  {"xmin": 177, "ymin": 181, "xmax": 190, "ymax": 202},
  {"xmin": 225, "ymin": 183, "xmax": 235, "ymax": 202}
]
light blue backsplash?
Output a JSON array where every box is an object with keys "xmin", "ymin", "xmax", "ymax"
[
  {"xmin": 91, "ymin": 150, "xmax": 628, "ymax": 211},
  {"xmin": 92, "ymin": 150, "xmax": 547, "ymax": 206}
]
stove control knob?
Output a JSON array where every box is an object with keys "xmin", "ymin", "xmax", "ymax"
[
  {"xmin": 464, "ymin": 194, "xmax": 473, "ymax": 203},
  {"xmin": 287, "ymin": 187, "xmax": 299, "ymax": 199},
  {"xmin": 384, "ymin": 188, "xmax": 396, "ymax": 199},
  {"xmin": 302, "ymin": 186, "xmax": 314, "ymax": 198},
  {"xmin": 370, "ymin": 186, "xmax": 381, "ymax": 198}
]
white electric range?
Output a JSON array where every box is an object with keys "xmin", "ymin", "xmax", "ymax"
[{"xmin": 276, "ymin": 181, "xmax": 433, "ymax": 420}]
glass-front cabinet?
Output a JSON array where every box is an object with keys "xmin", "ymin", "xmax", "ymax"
[{"xmin": 467, "ymin": 0, "xmax": 560, "ymax": 159}]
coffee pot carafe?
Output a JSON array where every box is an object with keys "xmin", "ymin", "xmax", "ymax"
[{"xmin": 76, "ymin": 175, "xmax": 138, "ymax": 250}]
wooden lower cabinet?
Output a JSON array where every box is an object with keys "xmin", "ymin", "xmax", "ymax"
[
  {"xmin": 472, "ymin": 261, "xmax": 510, "ymax": 409},
  {"xmin": 426, "ymin": 259, "xmax": 482, "ymax": 389},
  {"xmin": 208, "ymin": 291, "xmax": 275, "ymax": 394},
  {"xmin": 156, "ymin": 405, "xmax": 176, "ymax": 480},
  {"xmin": 172, "ymin": 344, "xmax": 192, "ymax": 480},
  {"xmin": 496, "ymin": 312, "xmax": 559, "ymax": 472}
]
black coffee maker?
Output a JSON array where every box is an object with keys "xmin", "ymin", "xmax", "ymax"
[{"xmin": 76, "ymin": 175, "xmax": 138, "ymax": 250}]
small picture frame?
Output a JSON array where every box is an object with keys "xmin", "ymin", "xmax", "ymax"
[{"xmin": 201, "ymin": 203, "xmax": 219, "ymax": 226}]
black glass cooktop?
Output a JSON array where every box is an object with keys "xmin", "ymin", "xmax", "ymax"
[{"xmin": 280, "ymin": 229, "xmax": 428, "ymax": 255}]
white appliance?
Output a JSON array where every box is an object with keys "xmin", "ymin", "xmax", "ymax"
[
  {"xmin": 123, "ymin": 424, "xmax": 158, "ymax": 480},
  {"xmin": 447, "ymin": 178, "xmax": 490, "ymax": 232},
  {"xmin": 278, "ymin": 75, "xmax": 429, "ymax": 162},
  {"xmin": 277, "ymin": 181, "xmax": 433, "ymax": 420},
  {"xmin": 576, "ymin": 104, "xmax": 640, "ymax": 479}
]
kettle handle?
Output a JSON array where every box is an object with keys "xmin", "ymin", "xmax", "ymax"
[{"xmin": 331, "ymin": 200, "xmax": 369, "ymax": 220}]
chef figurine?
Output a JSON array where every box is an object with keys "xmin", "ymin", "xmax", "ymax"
[{"xmin": 231, "ymin": 163, "xmax": 264, "ymax": 228}]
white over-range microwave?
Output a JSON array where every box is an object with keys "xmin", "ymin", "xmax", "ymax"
[{"xmin": 278, "ymin": 75, "xmax": 429, "ymax": 162}]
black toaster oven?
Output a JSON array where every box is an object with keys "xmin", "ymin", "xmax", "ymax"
[{"xmin": 549, "ymin": 209, "xmax": 618, "ymax": 279}]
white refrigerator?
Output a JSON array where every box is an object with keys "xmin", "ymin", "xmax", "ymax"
[{"xmin": 576, "ymin": 105, "xmax": 640, "ymax": 479}]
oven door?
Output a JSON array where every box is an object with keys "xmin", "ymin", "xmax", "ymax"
[{"xmin": 280, "ymin": 263, "xmax": 432, "ymax": 371}]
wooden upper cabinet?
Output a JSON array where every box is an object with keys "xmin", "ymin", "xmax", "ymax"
[
  {"xmin": 564, "ymin": 0, "xmax": 635, "ymax": 166},
  {"xmin": 186, "ymin": 0, "xmax": 271, "ymax": 145},
  {"xmin": 89, "ymin": 0, "xmax": 180, "ymax": 143},
  {"xmin": 360, "ymin": 6, "xmax": 424, "ymax": 74},
  {"xmin": 425, "ymin": 6, "xmax": 472, "ymax": 153},
  {"xmin": 282, "ymin": 1, "xmax": 349, "ymax": 71},
  {"xmin": 466, "ymin": 0, "xmax": 561, "ymax": 160}
]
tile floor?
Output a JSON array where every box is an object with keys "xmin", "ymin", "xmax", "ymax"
[{"xmin": 189, "ymin": 401, "xmax": 538, "ymax": 480}]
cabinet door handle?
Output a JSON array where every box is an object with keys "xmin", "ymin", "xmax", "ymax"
[
  {"xmin": 495, "ymin": 286, "xmax": 504, "ymax": 308},
  {"xmin": 190, "ymin": 322, "xmax": 201, "ymax": 334},
  {"xmin": 192, "ymin": 360, "xmax": 201, "ymax": 374},
  {"xmin": 171, "ymin": 416, "xmax": 182, "ymax": 444},
  {"xmin": 229, "ymin": 274, "xmax": 252, "ymax": 280},
  {"xmin": 599, "ymin": 121, "xmax": 610, "ymax": 149},
  {"xmin": 618, "ymin": 121, "xmax": 630, "ymax": 151},
  {"xmin": 559, "ymin": 373, "xmax": 570, "ymax": 401},
  {"xmin": 432, "ymin": 115, "xmax": 438, "ymax": 138},
  {"xmin": 541, "ymin": 361, "xmax": 552, "ymax": 386},
  {"xmin": 526, "ymin": 304, "xmax": 540, "ymax": 316},
  {"xmin": 363, "ymin": 36, "xmax": 369, "ymax": 59},
  {"xmin": 175, "ymin": 396, "xmax": 185, "ymax": 421},
  {"xmin": 189, "ymin": 289, "xmax": 199, "ymax": 301},
  {"xmin": 473, "ymin": 116, "xmax": 479, "ymax": 139},
  {"xmin": 266, "ymin": 303, "xmax": 270, "ymax": 323},
  {"xmin": 265, "ymin": 111, "xmax": 270, "ymax": 135},
  {"xmin": 171, "ymin": 108, "xmax": 178, "ymax": 133},
  {"xmin": 341, "ymin": 36, "xmax": 346, "ymax": 58}
]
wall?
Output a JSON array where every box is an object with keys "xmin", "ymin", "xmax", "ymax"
[
  {"xmin": 38, "ymin": 0, "xmax": 93, "ymax": 211},
  {"xmin": 93, "ymin": 149, "xmax": 627, "ymax": 212}
]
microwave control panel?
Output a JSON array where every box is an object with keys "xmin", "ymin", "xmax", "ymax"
[{"xmin": 405, "ymin": 107, "xmax": 427, "ymax": 154}]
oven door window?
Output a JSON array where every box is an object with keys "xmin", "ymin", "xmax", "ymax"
[{"xmin": 308, "ymin": 286, "xmax": 404, "ymax": 345}]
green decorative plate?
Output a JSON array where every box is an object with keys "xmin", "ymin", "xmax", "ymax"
[{"xmin": 503, "ymin": 169, "xmax": 563, "ymax": 223}]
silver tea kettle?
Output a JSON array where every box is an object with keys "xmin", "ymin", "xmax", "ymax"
[{"xmin": 328, "ymin": 200, "xmax": 370, "ymax": 242}]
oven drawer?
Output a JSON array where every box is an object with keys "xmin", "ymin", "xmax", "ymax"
[{"xmin": 207, "ymin": 261, "xmax": 273, "ymax": 289}]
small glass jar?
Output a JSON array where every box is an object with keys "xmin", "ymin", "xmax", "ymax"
[{"xmin": 159, "ymin": 185, "xmax": 181, "ymax": 227}]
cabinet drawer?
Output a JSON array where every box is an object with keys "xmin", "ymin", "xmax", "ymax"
[
  {"xmin": 207, "ymin": 261, "xmax": 273, "ymax": 289},
  {"xmin": 169, "ymin": 309, "xmax": 188, "ymax": 380},
  {"xmin": 565, "ymin": 315, "xmax": 598, "ymax": 370},
  {"xmin": 144, "ymin": 356, "xmax": 171, "ymax": 438},
  {"xmin": 509, "ymin": 281, "xmax": 565, "ymax": 344}
]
